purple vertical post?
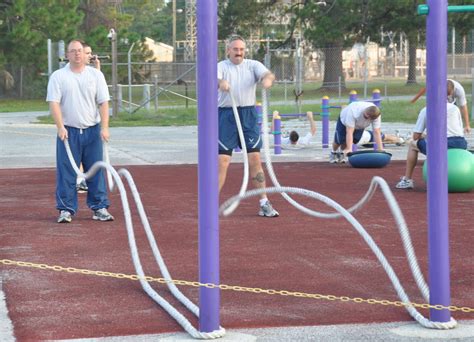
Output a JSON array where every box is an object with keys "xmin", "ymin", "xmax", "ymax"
[
  {"xmin": 426, "ymin": 0, "xmax": 451, "ymax": 323},
  {"xmin": 273, "ymin": 114, "xmax": 282, "ymax": 155},
  {"xmin": 197, "ymin": 0, "xmax": 220, "ymax": 332},
  {"xmin": 256, "ymin": 102, "xmax": 263, "ymax": 133},
  {"xmin": 349, "ymin": 90, "xmax": 357, "ymax": 103},
  {"xmin": 372, "ymin": 88, "xmax": 381, "ymax": 107},
  {"xmin": 372, "ymin": 89, "xmax": 381, "ymax": 150},
  {"xmin": 321, "ymin": 96, "xmax": 329, "ymax": 148},
  {"xmin": 349, "ymin": 91, "xmax": 358, "ymax": 150}
]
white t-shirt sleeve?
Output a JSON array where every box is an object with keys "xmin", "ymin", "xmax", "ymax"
[
  {"xmin": 413, "ymin": 108, "xmax": 427, "ymax": 133},
  {"xmin": 454, "ymin": 82, "xmax": 467, "ymax": 107},
  {"xmin": 297, "ymin": 132, "xmax": 313, "ymax": 145}
]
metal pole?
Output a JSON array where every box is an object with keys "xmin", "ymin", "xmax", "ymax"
[
  {"xmin": 110, "ymin": 29, "xmax": 118, "ymax": 116},
  {"xmin": 128, "ymin": 42, "xmax": 135, "ymax": 114},
  {"xmin": 426, "ymin": 0, "xmax": 451, "ymax": 323},
  {"xmin": 452, "ymin": 26, "xmax": 455, "ymax": 70},
  {"xmin": 47, "ymin": 39, "xmax": 52, "ymax": 76},
  {"xmin": 197, "ymin": 0, "xmax": 219, "ymax": 333},
  {"xmin": 172, "ymin": 0, "xmax": 177, "ymax": 62}
]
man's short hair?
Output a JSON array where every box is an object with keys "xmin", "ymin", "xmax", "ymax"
[
  {"xmin": 447, "ymin": 80, "xmax": 454, "ymax": 95},
  {"xmin": 365, "ymin": 106, "xmax": 381, "ymax": 120},
  {"xmin": 289, "ymin": 131, "xmax": 299, "ymax": 143},
  {"xmin": 226, "ymin": 35, "xmax": 245, "ymax": 47}
]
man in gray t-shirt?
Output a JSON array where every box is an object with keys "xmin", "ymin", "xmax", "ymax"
[
  {"xmin": 46, "ymin": 39, "xmax": 113, "ymax": 224},
  {"xmin": 217, "ymin": 35, "xmax": 279, "ymax": 217}
]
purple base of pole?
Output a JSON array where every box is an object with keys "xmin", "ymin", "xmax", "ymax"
[
  {"xmin": 274, "ymin": 118, "xmax": 281, "ymax": 155},
  {"xmin": 322, "ymin": 97, "xmax": 329, "ymax": 148}
]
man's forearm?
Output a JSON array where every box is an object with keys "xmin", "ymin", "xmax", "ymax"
[{"xmin": 99, "ymin": 102, "xmax": 110, "ymax": 128}]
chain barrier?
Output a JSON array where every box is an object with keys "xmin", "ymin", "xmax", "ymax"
[{"xmin": 1, "ymin": 258, "xmax": 473, "ymax": 314}]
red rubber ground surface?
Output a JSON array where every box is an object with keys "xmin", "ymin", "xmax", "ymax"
[{"xmin": 0, "ymin": 161, "xmax": 473, "ymax": 340}]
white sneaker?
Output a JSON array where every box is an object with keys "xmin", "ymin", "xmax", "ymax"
[
  {"xmin": 258, "ymin": 201, "xmax": 279, "ymax": 217},
  {"xmin": 57, "ymin": 210, "xmax": 72, "ymax": 223},
  {"xmin": 396, "ymin": 177, "xmax": 414, "ymax": 189},
  {"xmin": 92, "ymin": 208, "xmax": 115, "ymax": 221},
  {"xmin": 329, "ymin": 152, "xmax": 338, "ymax": 164}
]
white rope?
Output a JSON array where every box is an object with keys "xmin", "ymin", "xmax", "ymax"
[
  {"xmin": 219, "ymin": 88, "xmax": 457, "ymax": 330},
  {"xmin": 64, "ymin": 139, "xmax": 225, "ymax": 339},
  {"xmin": 221, "ymin": 91, "xmax": 250, "ymax": 216}
]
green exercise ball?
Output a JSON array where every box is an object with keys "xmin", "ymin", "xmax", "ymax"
[{"xmin": 422, "ymin": 149, "xmax": 474, "ymax": 193}]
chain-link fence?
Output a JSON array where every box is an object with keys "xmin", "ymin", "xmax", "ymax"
[{"xmin": 2, "ymin": 35, "xmax": 473, "ymax": 107}]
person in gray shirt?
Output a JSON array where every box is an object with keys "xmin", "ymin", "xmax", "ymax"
[
  {"xmin": 46, "ymin": 39, "xmax": 113, "ymax": 223},
  {"xmin": 217, "ymin": 35, "xmax": 279, "ymax": 217}
]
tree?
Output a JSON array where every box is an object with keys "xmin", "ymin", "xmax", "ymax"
[
  {"xmin": 296, "ymin": 0, "xmax": 372, "ymax": 90},
  {"xmin": 0, "ymin": 0, "xmax": 83, "ymax": 97},
  {"xmin": 367, "ymin": 0, "xmax": 425, "ymax": 85}
]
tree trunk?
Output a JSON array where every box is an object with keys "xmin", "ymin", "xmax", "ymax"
[
  {"xmin": 406, "ymin": 36, "xmax": 418, "ymax": 84},
  {"xmin": 321, "ymin": 45, "xmax": 345, "ymax": 90}
]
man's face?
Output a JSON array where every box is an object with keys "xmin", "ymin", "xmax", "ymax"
[
  {"xmin": 227, "ymin": 39, "xmax": 246, "ymax": 65},
  {"xmin": 67, "ymin": 41, "xmax": 85, "ymax": 66},
  {"xmin": 84, "ymin": 47, "xmax": 92, "ymax": 64}
]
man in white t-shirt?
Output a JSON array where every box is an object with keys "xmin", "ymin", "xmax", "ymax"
[
  {"xmin": 330, "ymin": 101, "xmax": 384, "ymax": 163},
  {"xmin": 357, "ymin": 130, "xmax": 405, "ymax": 147},
  {"xmin": 396, "ymin": 103, "xmax": 467, "ymax": 189},
  {"xmin": 47, "ymin": 40, "xmax": 114, "ymax": 223},
  {"xmin": 279, "ymin": 111, "xmax": 316, "ymax": 147},
  {"xmin": 447, "ymin": 79, "xmax": 470, "ymax": 134},
  {"xmin": 217, "ymin": 35, "xmax": 279, "ymax": 218}
]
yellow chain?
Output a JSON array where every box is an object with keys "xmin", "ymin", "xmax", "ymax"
[{"xmin": 1, "ymin": 259, "xmax": 473, "ymax": 313}]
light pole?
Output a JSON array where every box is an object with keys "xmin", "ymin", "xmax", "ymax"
[
  {"xmin": 172, "ymin": 0, "xmax": 183, "ymax": 62},
  {"xmin": 109, "ymin": 28, "xmax": 118, "ymax": 116}
]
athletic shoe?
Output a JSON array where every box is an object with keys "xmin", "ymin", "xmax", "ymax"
[
  {"xmin": 258, "ymin": 201, "xmax": 279, "ymax": 217},
  {"xmin": 76, "ymin": 179, "xmax": 88, "ymax": 193},
  {"xmin": 93, "ymin": 208, "xmax": 114, "ymax": 221},
  {"xmin": 396, "ymin": 177, "xmax": 414, "ymax": 189},
  {"xmin": 57, "ymin": 210, "xmax": 72, "ymax": 223},
  {"xmin": 329, "ymin": 152, "xmax": 338, "ymax": 164},
  {"xmin": 396, "ymin": 137, "xmax": 405, "ymax": 146},
  {"xmin": 337, "ymin": 152, "xmax": 347, "ymax": 164}
]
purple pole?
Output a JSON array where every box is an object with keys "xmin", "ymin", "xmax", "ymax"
[
  {"xmin": 372, "ymin": 88, "xmax": 381, "ymax": 107},
  {"xmin": 372, "ymin": 89, "xmax": 381, "ymax": 151},
  {"xmin": 426, "ymin": 0, "xmax": 451, "ymax": 322},
  {"xmin": 273, "ymin": 114, "xmax": 282, "ymax": 155},
  {"xmin": 197, "ymin": 0, "xmax": 220, "ymax": 332},
  {"xmin": 349, "ymin": 90, "xmax": 357, "ymax": 103},
  {"xmin": 256, "ymin": 102, "xmax": 263, "ymax": 133},
  {"xmin": 321, "ymin": 96, "xmax": 329, "ymax": 148}
]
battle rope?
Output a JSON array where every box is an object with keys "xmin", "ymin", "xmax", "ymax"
[
  {"xmin": 64, "ymin": 139, "xmax": 225, "ymax": 339},
  {"xmin": 221, "ymin": 91, "xmax": 250, "ymax": 216},
  {"xmin": 219, "ymin": 88, "xmax": 457, "ymax": 330}
]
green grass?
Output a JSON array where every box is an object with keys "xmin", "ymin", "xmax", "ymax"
[{"xmin": 0, "ymin": 99, "xmax": 48, "ymax": 112}]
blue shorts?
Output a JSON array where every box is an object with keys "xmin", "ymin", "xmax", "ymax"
[
  {"xmin": 334, "ymin": 117, "xmax": 364, "ymax": 145},
  {"xmin": 218, "ymin": 106, "xmax": 262, "ymax": 155},
  {"xmin": 417, "ymin": 136, "xmax": 467, "ymax": 155}
]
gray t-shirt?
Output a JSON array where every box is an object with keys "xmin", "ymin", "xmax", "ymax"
[
  {"xmin": 217, "ymin": 58, "xmax": 269, "ymax": 107},
  {"xmin": 340, "ymin": 101, "xmax": 381, "ymax": 130},
  {"xmin": 46, "ymin": 64, "xmax": 110, "ymax": 129},
  {"xmin": 447, "ymin": 79, "xmax": 467, "ymax": 107},
  {"xmin": 414, "ymin": 103, "xmax": 464, "ymax": 137}
]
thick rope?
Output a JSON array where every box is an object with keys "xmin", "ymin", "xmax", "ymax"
[
  {"xmin": 221, "ymin": 91, "xmax": 250, "ymax": 216},
  {"xmin": 219, "ymin": 88, "xmax": 457, "ymax": 330},
  {"xmin": 64, "ymin": 139, "xmax": 225, "ymax": 339}
]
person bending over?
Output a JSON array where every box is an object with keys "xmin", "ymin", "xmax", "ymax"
[
  {"xmin": 330, "ymin": 101, "xmax": 383, "ymax": 163},
  {"xmin": 396, "ymin": 103, "xmax": 467, "ymax": 189}
]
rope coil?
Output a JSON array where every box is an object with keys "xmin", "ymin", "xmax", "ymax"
[
  {"xmin": 219, "ymin": 88, "xmax": 458, "ymax": 330},
  {"xmin": 63, "ymin": 139, "xmax": 225, "ymax": 339}
]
